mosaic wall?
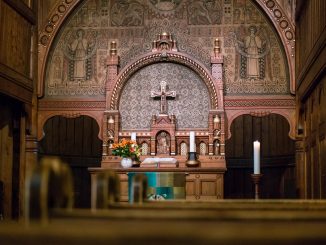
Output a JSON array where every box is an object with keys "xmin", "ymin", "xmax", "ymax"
[
  {"xmin": 45, "ymin": 0, "xmax": 289, "ymax": 98},
  {"xmin": 119, "ymin": 63, "xmax": 210, "ymax": 129}
]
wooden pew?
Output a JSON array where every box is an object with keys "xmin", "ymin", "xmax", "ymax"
[{"xmin": 4, "ymin": 157, "xmax": 325, "ymax": 244}]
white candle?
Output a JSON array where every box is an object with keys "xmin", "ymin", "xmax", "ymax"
[
  {"xmin": 189, "ymin": 131, "xmax": 195, "ymax": 152},
  {"xmin": 131, "ymin": 132, "xmax": 136, "ymax": 141},
  {"xmin": 253, "ymin": 141, "xmax": 260, "ymax": 174}
]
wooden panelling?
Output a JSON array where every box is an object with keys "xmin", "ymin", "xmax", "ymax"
[
  {"xmin": 39, "ymin": 116, "xmax": 102, "ymax": 208},
  {"xmin": 0, "ymin": 95, "xmax": 23, "ymax": 219},
  {"xmin": 296, "ymin": 0, "xmax": 326, "ymax": 199},
  {"xmin": 38, "ymin": 0, "xmax": 59, "ymax": 29},
  {"xmin": 0, "ymin": 1, "xmax": 32, "ymax": 77},
  {"xmin": 297, "ymin": 77, "xmax": 325, "ymax": 198},
  {"xmin": 296, "ymin": 0, "xmax": 326, "ymax": 82},
  {"xmin": 225, "ymin": 114, "xmax": 296, "ymax": 199},
  {"xmin": 113, "ymin": 170, "xmax": 224, "ymax": 202},
  {"xmin": 0, "ymin": 0, "xmax": 36, "ymax": 104}
]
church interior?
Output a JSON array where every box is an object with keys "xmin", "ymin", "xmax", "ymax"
[{"xmin": 0, "ymin": 0, "xmax": 325, "ymax": 243}]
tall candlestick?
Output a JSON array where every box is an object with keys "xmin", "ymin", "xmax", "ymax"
[
  {"xmin": 253, "ymin": 141, "xmax": 260, "ymax": 174},
  {"xmin": 131, "ymin": 132, "xmax": 136, "ymax": 141},
  {"xmin": 189, "ymin": 131, "xmax": 195, "ymax": 152}
]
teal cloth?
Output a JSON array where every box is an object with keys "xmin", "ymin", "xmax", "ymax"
[{"xmin": 128, "ymin": 172, "xmax": 185, "ymax": 201}]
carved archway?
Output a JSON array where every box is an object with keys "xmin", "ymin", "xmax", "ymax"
[
  {"xmin": 109, "ymin": 51, "xmax": 219, "ymax": 110},
  {"xmin": 226, "ymin": 110, "xmax": 296, "ymax": 140},
  {"xmin": 37, "ymin": 111, "xmax": 103, "ymax": 141},
  {"xmin": 38, "ymin": 0, "xmax": 296, "ymax": 97}
]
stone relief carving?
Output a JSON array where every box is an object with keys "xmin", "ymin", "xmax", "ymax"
[
  {"xmin": 119, "ymin": 63, "xmax": 210, "ymax": 129},
  {"xmin": 45, "ymin": 0, "xmax": 289, "ymax": 97}
]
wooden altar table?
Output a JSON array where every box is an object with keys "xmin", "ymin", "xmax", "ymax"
[{"xmin": 89, "ymin": 167, "xmax": 225, "ymax": 202}]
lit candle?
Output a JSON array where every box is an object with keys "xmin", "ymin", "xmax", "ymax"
[
  {"xmin": 253, "ymin": 141, "xmax": 260, "ymax": 174},
  {"xmin": 189, "ymin": 131, "xmax": 195, "ymax": 152},
  {"xmin": 131, "ymin": 132, "xmax": 136, "ymax": 141}
]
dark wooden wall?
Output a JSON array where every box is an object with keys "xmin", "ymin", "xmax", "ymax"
[
  {"xmin": 0, "ymin": 95, "xmax": 24, "ymax": 219},
  {"xmin": 39, "ymin": 116, "xmax": 102, "ymax": 208},
  {"xmin": 0, "ymin": 0, "xmax": 36, "ymax": 103},
  {"xmin": 296, "ymin": 0, "xmax": 326, "ymax": 198},
  {"xmin": 0, "ymin": 0, "xmax": 36, "ymax": 219},
  {"xmin": 225, "ymin": 114, "xmax": 296, "ymax": 199}
]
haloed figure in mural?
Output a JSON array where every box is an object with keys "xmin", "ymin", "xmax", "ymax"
[
  {"xmin": 233, "ymin": 25, "xmax": 269, "ymax": 79},
  {"xmin": 66, "ymin": 29, "xmax": 96, "ymax": 81},
  {"xmin": 69, "ymin": 29, "xmax": 88, "ymax": 80},
  {"xmin": 244, "ymin": 26, "xmax": 262, "ymax": 78}
]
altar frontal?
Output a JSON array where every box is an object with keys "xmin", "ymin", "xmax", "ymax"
[{"xmin": 128, "ymin": 172, "xmax": 186, "ymax": 200}]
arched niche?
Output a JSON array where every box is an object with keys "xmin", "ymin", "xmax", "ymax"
[
  {"xmin": 224, "ymin": 113, "xmax": 296, "ymax": 199},
  {"xmin": 226, "ymin": 110, "xmax": 296, "ymax": 140},
  {"xmin": 118, "ymin": 61, "xmax": 212, "ymax": 130},
  {"xmin": 37, "ymin": 111, "xmax": 103, "ymax": 141},
  {"xmin": 110, "ymin": 51, "xmax": 219, "ymax": 111},
  {"xmin": 38, "ymin": 115, "xmax": 102, "ymax": 207}
]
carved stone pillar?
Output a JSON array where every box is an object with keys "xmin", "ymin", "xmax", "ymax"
[
  {"xmin": 219, "ymin": 114, "xmax": 225, "ymax": 156},
  {"xmin": 208, "ymin": 112, "xmax": 215, "ymax": 155},
  {"xmin": 106, "ymin": 41, "xmax": 119, "ymax": 109},
  {"xmin": 210, "ymin": 38, "xmax": 225, "ymax": 156},
  {"xmin": 211, "ymin": 38, "xmax": 224, "ymax": 111},
  {"xmin": 170, "ymin": 136, "xmax": 176, "ymax": 155},
  {"xmin": 150, "ymin": 136, "xmax": 156, "ymax": 155}
]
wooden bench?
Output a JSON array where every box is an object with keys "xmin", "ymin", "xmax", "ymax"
[{"xmin": 7, "ymin": 157, "xmax": 325, "ymax": 244}]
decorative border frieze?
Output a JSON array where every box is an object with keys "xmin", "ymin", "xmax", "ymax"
[
  {"xmin": 256, "ymin": 0, "xmax": 295, "ymax": 94},
  {"xmin": 38, "ymin": 100, "xmax": 106, "ymax": 109},
  {"xmin": 224, "ymin": 99, "xmax": 295, "ymax": 108}
]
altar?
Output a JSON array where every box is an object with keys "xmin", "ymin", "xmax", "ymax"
[
  {"xmin": 90, "ymin": 32, "xmax": 226, "ymax": 203},
  {"xmin": 89, "ymin": 155, "xmax": 225, "ymax": 202}
]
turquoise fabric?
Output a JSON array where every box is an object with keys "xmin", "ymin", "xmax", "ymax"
[{"xmin": 128, "ymin": 172, "xmax": 185, "ymax": 201}]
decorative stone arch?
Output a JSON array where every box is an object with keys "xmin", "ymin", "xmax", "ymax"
[
  {"xmin": 226, "ymin": 110, "xmax": 296, "ymax": 141},
  {"xmin": 37, "ymin": 112, "xmax": 103, "ymax": 141},
  {"xmin": 109, "ymin": 51, "xmax": 219, "ymax": 110},
  {"xmin": 37, "ymin": 0, "xmax": 296, "ymax": 97}
]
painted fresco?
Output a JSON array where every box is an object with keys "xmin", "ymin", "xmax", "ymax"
[{"xmin": 45, "ymin": 0, "xmax": 289, "ymax": 98}]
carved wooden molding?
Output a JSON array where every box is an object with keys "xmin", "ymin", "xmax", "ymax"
[
  {"xmin": 255, "ymin": 0, "xmax": 296, "ymax": 94},
  {"xmin": 38, "ymin": 100, "xmax": 106, "ymax": 110},
  {"xmin": 37, "ymin": 110, "xmax": 103, "ymax": 141},
  {"xmin": 225, "ymin": 109, "xmax": 296, "ymax": 140},
  {"xmin": 37, "ymin": 0, "xmax": 80, "ymax": 97},
  {"xmin": 109, "ymin": 51, "xmax": 219, "ymax": 110}
]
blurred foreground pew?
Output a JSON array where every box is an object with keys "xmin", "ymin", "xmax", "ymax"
[{"xmin": 1, "ymin": 157, "xmax": 326, "ymax": 244}]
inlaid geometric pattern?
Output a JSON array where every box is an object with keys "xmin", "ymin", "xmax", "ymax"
[
  {"xmin": 119, "ymin": 63, "xmax": 210, "ymax": 129},
  {"xmin": 141, "ymin": 142, "xmax": 149, "ymax": 155},
  {"xmin": 199, "ymin": 142, "xmax": 207, "ymax": 155},
  {"xmin": 180, "ymin": 142, "xmax": 188, "ymax": 156}
]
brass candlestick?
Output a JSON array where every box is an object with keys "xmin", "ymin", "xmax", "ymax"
[
  {"xmin": 186, "ymin": 152, "xmax": 200, "ymax": 167},
  {"xmin": 251, "ymin": 173, "xmax": 263, "ymax": 199}
]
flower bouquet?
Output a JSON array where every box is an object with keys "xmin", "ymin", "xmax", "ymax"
[{"xmin": 112, "ymin": 139, "xmax": 141, "ymax": 167}]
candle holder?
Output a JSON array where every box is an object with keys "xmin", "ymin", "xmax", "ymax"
[
  {"xmin": 251, "ymin": 173, "xmax": 263, "ymax": 199},
  {"xmin": 186, "ymin": 152, "xmax": 200, "ymax": 167}
]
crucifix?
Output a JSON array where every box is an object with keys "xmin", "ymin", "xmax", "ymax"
[{"xmin": 151, "ymin": 81, "xmax": 176, "ymax": 115}]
